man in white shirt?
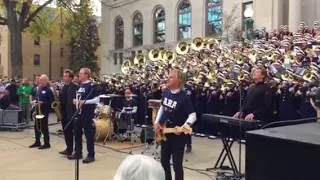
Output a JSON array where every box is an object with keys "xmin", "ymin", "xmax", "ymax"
[{"xmin": 0, "ymin": 80, "xmax": 6, "ymax": 98}]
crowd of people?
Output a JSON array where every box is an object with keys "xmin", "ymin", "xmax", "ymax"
[{"xmin": 2, "ymin": 21, "xmax": 320, "ymax": 180}]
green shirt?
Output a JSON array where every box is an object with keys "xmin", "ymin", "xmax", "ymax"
[{"xmin": 17, "ymin": 84, "xmax": 33, "ymax": 104}]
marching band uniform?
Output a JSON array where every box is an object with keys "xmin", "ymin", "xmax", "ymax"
[
  {"xmin": 299, "ymin": 85, "xmax": 317, "ymax": 119},
  {"xmin": 205, "ymin": 86, "xmax": 222, "ymax": 137},
  {"xmin": 277, "ymin": 83, "xmax": 296, "ymax": 121},
  {"xmin": 184, "ymin": 84, "xmax": 194, "ymax": 152},
  {"xmin": 221, "ymin": 88, "xmax": 239, "ymax": 117},
  {"xmin": 194, "ymin": 85, "xmax": 207, "ymax": 136}
]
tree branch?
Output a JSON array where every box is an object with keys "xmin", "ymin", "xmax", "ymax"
[
  {"xmin": 23, "ymin": 0, "xmax": 54, "ymax": 29},
  {"xmin": 0, "ymin": 16, "xmax": 8, "ymax": 25}
]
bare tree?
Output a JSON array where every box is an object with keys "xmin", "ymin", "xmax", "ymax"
[{"xmin": 220, "ymin": 5, "xmax": 243, "ymax": 43}]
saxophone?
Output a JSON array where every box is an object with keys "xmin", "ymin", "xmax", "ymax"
[{"xmin": 51, "ymin": 83, "xmax": 63, "ymax": 122}]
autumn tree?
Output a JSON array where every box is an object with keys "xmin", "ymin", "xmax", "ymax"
[
  {"xmin": 64, "ymin": 0, "xmax": 100, "ymax": 74},
  {"xmin": 0, "ymin": 0, "xmax": 80, "ymax": 77}
]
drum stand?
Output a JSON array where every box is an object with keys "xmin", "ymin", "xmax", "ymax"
[
  {"xmin": 102, "ymin": 117, "xmax": 121, "ymax": 145},
  {"xmin": 122, "ymin": 111, "xmax": 138, "ymax": 145},
  {"xmin": 140, "ymin": 94, "xmax": 160, "ymax": 159}
]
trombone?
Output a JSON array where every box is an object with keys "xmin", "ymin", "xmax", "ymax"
[{"xmin": 35, "ymin": 87, "xmax": 44, "ymax": 132}]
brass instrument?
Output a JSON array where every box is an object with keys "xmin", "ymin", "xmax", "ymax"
[
  {"xmin": 176, "ymin": 41, "xmax": 189, "ymax": 55},
  {"xmin": 121, "ymin": 60, "xmax": 131, "ymax": 74},
  {"xmin": 134, "ymin": 54, "xmax": 146, "ymax": 66},
  {"xmin": 163, "ymin": 50, "xmax": 176, "ymax": 61},
  {"xmin": 281, "ymin": 71, "xmax": 293, "ymax": 81},
  {"xmin": 148, "ymin": 49, "xmax": 161, "ymax": 61},
  {"xmin": 206, "ymin": 38, "xmax": 220, "ymax": 50},
  {"xmin": 303, "ymin": 69, "xmax": 314, "ymax": 82},
  {"xmin": 35, "ymin": 87, "xmax": 44, "ymax": 132},
  {"xmin": 238, "ymin": 72, "xmax": 245, "ymax": 81},
  {"xmin": 51, "ymin": 83, "xmax": 62, "ymax": 122},
  {"xmin": 191, "ymin": 37, "xmax": 205, "ymax": 51}
]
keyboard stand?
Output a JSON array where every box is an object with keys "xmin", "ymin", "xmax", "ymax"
[{"xmin": 207, "ymin": 127, "xmax": 239, "ymax": 176}]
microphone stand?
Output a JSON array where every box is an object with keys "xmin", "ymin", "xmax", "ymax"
[
  {"xmin": 237, "ymin": 83, "xmax": 243, "ymax": 179},
  {"xmin": 64, "ymin": 86, "xmax": 95, "ymax": 180}
]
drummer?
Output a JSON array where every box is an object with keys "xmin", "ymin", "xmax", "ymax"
[{"xmin": 121, "ymin": 88, "xmax": 138, "ymax": 115}]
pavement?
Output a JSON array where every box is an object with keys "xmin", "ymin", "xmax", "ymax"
[{"xmin": 0, "ymin": 114, "xmax": 245, "ymax": 180}]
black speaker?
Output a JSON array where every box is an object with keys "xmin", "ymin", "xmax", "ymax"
[{"xmin": 246, "ymin": 123, "xmax": 320, "ymax": 180}]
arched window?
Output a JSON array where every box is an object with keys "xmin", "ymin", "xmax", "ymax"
[
  {"xmin": 133, "ymin": 12, "xmax": 143, "ymax": 46},
  {"xmin": 154, "ymin": 7, "xmax": 165, "ymax": 43},
  {"xmin": 206, "ymin": 0, "xmax": 223, "ymax": 37},
  {"xmin": 115, "ymin": 17, "xmax": 124, "ymax": 49},
  {"xmin": 177, "ymin": 0, "xmax": 191, "ymax": 40}
]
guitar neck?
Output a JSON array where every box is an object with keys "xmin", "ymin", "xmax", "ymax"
[{"xmin": 162, "ymin": 128, "xmax": 177, "ymax": 134}]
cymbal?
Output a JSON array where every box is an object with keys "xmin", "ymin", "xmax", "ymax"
[
  {"xmin": 105, "ymin": 94, "xmax": 123, "ymax": 97},
  {"xmin": 99, "ymin": 94, "xmax": 111, "ymax": 98}
]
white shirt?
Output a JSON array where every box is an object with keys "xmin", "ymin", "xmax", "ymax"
[{"xmin": 0, "ymin": 85, "xmax": 6, "ymax": 98}]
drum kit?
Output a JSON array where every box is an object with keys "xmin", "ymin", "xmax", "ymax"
[
  {"xmin": 94, "ymin": 93, "xmax": 140, "ymax": 145},
  {"xmin": 93, "ymin": 93, "xmax": 163, "ymax": 153}
]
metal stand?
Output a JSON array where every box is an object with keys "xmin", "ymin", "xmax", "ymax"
[
  {"xmin": 140, "ymin": 94, "xmax": 160, "ymax": 159},
  {"xmin": 102, "ymin": 97, "xmax": 121, "ymax": 144},
  {"xmin": 120, "ymin": 109, "xmax": 138, "ymax": 144},
  {"xmin": 64, "ymin": 85, "xmax": 95, "ymax": 180},
  {"xmin": 74, "ymin": 118, "xmax": 80, "ymax": 180}
]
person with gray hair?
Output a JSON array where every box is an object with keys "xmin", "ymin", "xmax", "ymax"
[{"xmin": 114, "ymin": 155, "xmax": 165, "ymax": 180}]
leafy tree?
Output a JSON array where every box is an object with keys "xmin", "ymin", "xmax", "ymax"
[
  {"xmin": 66, "ymin": 0, "xmax": 100, "ymax": 74},
  {"xmin": 0, "ymin": 0, "xmax": 84, "ymax": 77}
]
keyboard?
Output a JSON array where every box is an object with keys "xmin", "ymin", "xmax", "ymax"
[{"xmin": 202, "ymin": 114, "xmax": 260, "ymax": 129}]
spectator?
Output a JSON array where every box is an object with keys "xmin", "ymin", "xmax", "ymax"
[
  {"xmin": 17, "ymin": 78, "xmax": 33, "ymax": 123},
  {"xmin": 114, "ymin": 155, "xmax": 165, "ymax": 180},
  {"xmin": 0, "ymin": 79, "xmax": 6, "ymax": 98}
]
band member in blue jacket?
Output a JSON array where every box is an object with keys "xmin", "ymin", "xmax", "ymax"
[
  {"xmin": 154, "ymin": 69, "xmax": 196, "ymax": 180},
  {"xmin": 29, "ymin": 74, "xmax": 54, "ymax": 149},
  {"xmin": 67, "ymin": 68, "xmax": 99, "ymax": 164}
]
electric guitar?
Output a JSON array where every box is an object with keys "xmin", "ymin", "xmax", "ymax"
[{"xmin": 156, "ymin": 124, "xmax": 193, "ymax": 142}]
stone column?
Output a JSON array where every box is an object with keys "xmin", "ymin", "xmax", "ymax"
[{"xmin": 288, "ymin": 0, "xmax": 302, "ymax": 33}]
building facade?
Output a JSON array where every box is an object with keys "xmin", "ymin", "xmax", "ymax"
[
  {"xmin": 100, "ymin": 0, "xmax": 320, "ymax": 74},
  {"xmin": 0, "ymin": 19, "xmax": 69, "ymax": 80}
]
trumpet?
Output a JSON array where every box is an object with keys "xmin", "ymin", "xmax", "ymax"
[
  {"xmin": 75, "ymin": 94, "xmax": 82, "ymax": 114},
  {"xmin": 35, "ymin": 87, "xmax": 44, "ymax": 132}
]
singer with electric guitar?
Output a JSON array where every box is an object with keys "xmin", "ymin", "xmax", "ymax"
[{"xmin": 154, "ymin": 70, "xmax": 197, "ymax": 180}]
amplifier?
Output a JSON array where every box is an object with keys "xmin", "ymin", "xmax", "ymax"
[
  {"xmin": 0, "ymin": 109, "xmax": 23, "ymax": 124},
  {"xmin": 246, "ymin": 123, "xmax": 320, "ymax": 180}
]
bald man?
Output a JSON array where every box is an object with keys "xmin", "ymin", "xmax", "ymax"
[{"xmin": 29, "ymin": 74, "xmax": 54, "ymax": 149}]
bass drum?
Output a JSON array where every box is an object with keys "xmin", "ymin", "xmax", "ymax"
[
  {"xmin": 100, "ymin": 105, "xmax": 112, "ymax": 119},
  {"xmin": 94, "ymin": 118, "xmax": 114, "ymax": 141}
]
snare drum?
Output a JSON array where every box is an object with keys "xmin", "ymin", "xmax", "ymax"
[{"xmin": 94, "ymin": 118, "xmax": 114, "ymax": 141}]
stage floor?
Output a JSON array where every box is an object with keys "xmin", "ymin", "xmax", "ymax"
[{"xmin": 0, "ymin": 114, "xmax": 245, "ymax": 180}]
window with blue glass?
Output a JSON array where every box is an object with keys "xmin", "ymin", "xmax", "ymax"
[
  {"xmin": 206, "ymin": 0, "xmax": 223, "ymax": 37},
  {"xmin": 154, "ymin": 8, "xmax": 165, "ymax": 43},
  {"xmin": 178, "ymin": 0, "xmax": 191, "ymax": 40},
  {"xmin": 133, "ymin": 12, "xmax": 143, "ymax": 46},
  {"xmin": 115, "ymin": 17, "xmax": 124, "ymax": 49}
]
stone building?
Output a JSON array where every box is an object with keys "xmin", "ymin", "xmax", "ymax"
[{"xmin": 100, "ymin": 0, "xmax": 320, "ymax": 74}]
